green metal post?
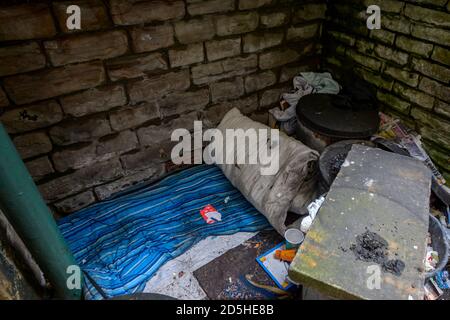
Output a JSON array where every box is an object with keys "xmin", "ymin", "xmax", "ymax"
[{"xmin": 0, "ymin": 123, "xmax": 81, "ymax": 299}]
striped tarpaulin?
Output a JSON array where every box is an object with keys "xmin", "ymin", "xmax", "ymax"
[{"xmin": 58, "ymin": 165, "xmax": 270, "ymax": 299}]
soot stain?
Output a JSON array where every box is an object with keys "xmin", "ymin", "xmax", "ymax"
[{"xmin": 350, "ymin": 230, "xmax": 405, "ymax": 276}]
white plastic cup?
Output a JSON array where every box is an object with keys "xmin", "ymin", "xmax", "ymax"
[{"xmin": 284, "ymin": 228, "xmax": 304, "ymax": 250}]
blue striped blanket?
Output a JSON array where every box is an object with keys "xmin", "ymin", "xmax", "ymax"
[{"xmin": 58, "ymin": 165, "xmax": 270, "ymax": 299}]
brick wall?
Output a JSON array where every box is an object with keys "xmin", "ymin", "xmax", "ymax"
[
  {"xmin": 0, "ymin": 0, "xmax": 325, "ymax": 215},
  {"xmin": 323, "ymin": 0, "xmax": 450, "ymax": 183}
]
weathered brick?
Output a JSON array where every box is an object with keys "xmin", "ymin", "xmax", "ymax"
[
  {"xmin": 1, "ymin": 100, "xmax": 63, "ymax": 134},
  {"xmin": 54, "ymin": 191, "xmax": 96, "ymax": 214},
  {"xmin": 421, "ymin": 126, "xmax": 450, "ymax": 153},
  {"xmin": 121, "ymin": 146, "xmax": 168, "ymax": 172},
  {"xmin": 279, "ymin": 64, "xmax": 315, "ymax": 83},
  {"xmin": 159, "ymin": 89, "xmax": 210, "ymax": 117},
  {"xmin": 435, "ymin": 100, "xmax": 450, "ymax": 119},
  {"xmin": 0, "ymin": 42, "xmax": 46, "ymax": 77},
  {"xmin": 44, "ymin": 31, "xmax": 128, "ymax": 66},
  {"xmin": 206, "ymin": 38, "xmax": 241, "ymax": 61},
  {"xmin": 330, "ymin": 16, "xmax": 369, "ymax": 37},
  {"xmin": 412, "ymin": 24, "xmax": 450, "ymax": 45},
  {"xmin": 107, "ymin": 53, "xmax": 168, "ymax": 81},
  {"xmin": 259, "ymin": 86, "xmax": 289, "ymax": 108},
  {"xmin": 216, "ymin": 12, "xmax": 259, "ymax": 36},
  {"xmin": 131, "ymin": 24, "xmax": 174, "ymax": 53},
  {"xmin": 243, "ymin": 32, "xmax": 283, "ymax": 53},
  {"xmin": 94, "ymin": 167, "xmax": 164, "ymax": 200},
  {"xmin": 0, "ymin": 4, "xmax": 56, "ymax": 41},
  {"xmin": 138, "ymin": 112, "xmax": 198, "ymax": 147},
  {"xmin": 13, "ymin": 132, "xmax": 52, "ymax": 159},
  {"xmin": 395, "ymin": 36, "xmax": 433, "ymax": 57},
  {"xmin": 424, "ymin": 146, "xmax": 450, "ymax": 177},
  {"xmin": 52, "ymin": 143, "xmax": 96, "ymax": 172},
  {"xmin": 109, "ymin": 0, "xmax": 185, "ymax": 25},
  {"xmin": 0, "ymin": 88, "xmax": 9, "ymax": 107},
  {"xmin": 97, "ymin": 130, "xmax": 139, "ymax": 158},
  {"xmin": 128, "ymin": 70, "xmax": 191, "ymax": 103},
  {"xmin": 393, "ymin": 83, "xmax": 435, "ymax": 109},
  {"xmin": 382, "ymin": 15, "xmax": 410, "ymax": 34},
  {"xmin": 334, "ymin": 43, "xmax": 347, "ymax": 56},
  {"xmin": 331, "ymin": 5, "xmax": 364, "ymax": 21},
  {"xmin": 259, "ymin": 49, "xmax": 299, "ymax": 70},
  {"xmin": 188, "ymin": 0, "xmax": 234, "ymax": 16},
  {"xmin": 362, "ymin": 0, "xmax": 404, "ymax": 13},
  {"xmin": 61, "ymin": 85, "xmax": 126, "ymax": 118},
  {"xmin": 174, "ymin": 17, "xmax": 215, "ymax": 44},
  {"xmin": 404, "ymin": 4, "xmax": 450, "ymax": 28},
  {"xmin": 239, "ymin": 0, "xmax": 273, "ymax": 10},
  {"xmin": 384, "ymin": 66, "xmax": 419, "ymax": 87},
  {"xmin": 357, "ymin": 68, "xmax": 393, "ymax": 91},
  {"xmin": 325, "ymin": 56, "xmax": 343, "ymax": 68},
  {"xmin": 49, "ymin": 115, "xmax": 112, "ymax": 146},
  {"xmin": 25, "ymin": 156, "xmax": 54, "ymax": 181},
  {"xmin": 411, "ymin": 108, "xmax": 450, "ymax": 149},
  {"xmin": 287, "ymin": 24, "xmax": 321, "ymax": 41},
  {"xmin": 110, "ymin": 103, "xmax": 160, "ymax": 131},
  {"xmin": 409, "ymin": 0, "xmax": 447, "ymax": 6},
  {"xmin": 412, "ymin": 58, "xmax": 450, "ymax": 83},
  {"xmin": 191, "ymin": 55, "xmax": 258, "ymax": 85},
  {"xmin": 298, "ymin": 41, "xmax": 319, "ymax": 56},
  {"xmin": 202, "ymin": 95, "xmax": 258, "ymax": 126},
  {"xmin": 169, "ymin": 43, "xmax": 204, "ymax": 68},
  {"xmin": 4, "ymin": 61, "xmax": 105, "ymax": 105},
  {"xmin": 328, "ymin": 31, "xmax": 356, "ymax": 46},
  {"xmin": 419, "ymin": 77, "xmax": 450, "ymax": 102},
  {"xmin": 374, "ymin": 45, "xmax": 409, "ymax": 65},
  {"xmin": 210, "ymin": 78, "xmax": 245, "ymax": 103},
  {"xmin": 431, "ymin": 46, "xmax": 450, "ymax": 66},
  {"xmin": 53, "ymin": 0, "xmax": 110, "ymax": 33},
  {"xmin": 38, "ymin": 158, "xmax": 123, "ymax": 201},
  {"xmin": 370, "ymin": 29, "xmax": 396, "ymax": 45},
  {"xmin": 345, "ymin": 50, "xmax": 382, "ymax": 71},
  {"xmin": 377, "ymin": 91, "xmax": 410, "ymax": 114},
  {"xmin": 260, "ymin": 11, "xmax": 289, "ymax": 28},
  {"xmin": 52, "ymin": 130, "xmax": 138, "ymax": 172},
  {"xmin": 293, "ymin": 4, "xmax": 327, "ymax": 23},
  {"xmin": 355, "ymin": 39, "xmax": 374, "ymax": 55},
  {"xmin": 245, "ymin": 71, "xmax": 277, "ymax": 93}
]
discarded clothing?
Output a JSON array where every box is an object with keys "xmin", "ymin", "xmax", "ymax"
[
  {"xmin": 270, "ymin": 72, "xmax": 340, "ymax": 135},
  {"xmin": 209, "ymin": 108, "xmax": 319, "ymax": 235},
  {"xmin": 58, "ymin": 165, "xmax": 270, "ymax": 299},
  {"xmin": 282, "ymin": 72, "xmax": 340, "ymax": 107}
]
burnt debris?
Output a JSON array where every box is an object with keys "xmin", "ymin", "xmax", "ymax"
[{"xmin": 350, "ymin": 230, "xmax": 405, "ymax": 276}]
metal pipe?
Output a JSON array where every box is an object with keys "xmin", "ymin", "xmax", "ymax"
[{"xmin": 0, "ymin": 123, "xmax": 81, "ymax": 299}]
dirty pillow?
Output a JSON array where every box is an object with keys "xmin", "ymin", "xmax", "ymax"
[{"xmin": 208, "ymin": 108, "xmax": 319, "ymax": 235}]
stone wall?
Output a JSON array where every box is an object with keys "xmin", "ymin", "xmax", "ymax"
[
  {"xmin": 0, "ymin": 0, "xmax": 325, "ymax": 215},
  {"xmin": 323, "ymin": 0, "xmax": 450, "ymax": 183}
]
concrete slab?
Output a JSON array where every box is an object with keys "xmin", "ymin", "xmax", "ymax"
[{"xmin": 289, "ymin": 145, "xmax": 431, "ymax": 300}]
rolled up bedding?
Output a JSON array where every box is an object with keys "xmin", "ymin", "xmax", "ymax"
[{"xmin": 206, "ymin": 108, "xmax": 320, "ymax": 235}]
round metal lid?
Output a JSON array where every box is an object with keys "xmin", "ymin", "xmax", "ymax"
[{"xmin": 296, "ymin": 94, "xmax": 380, "ymax": 139}]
